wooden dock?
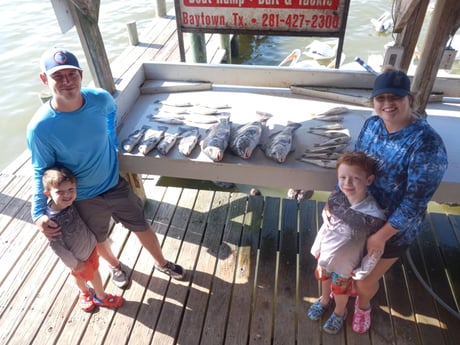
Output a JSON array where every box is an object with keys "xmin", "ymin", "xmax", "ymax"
[
  {"xmin": 0, "ymin": 164, "xmax": 459, "ymax": 345},
  {"xmin": 1, "ymin": 10, "xmax": 459, "ymax": 345}
]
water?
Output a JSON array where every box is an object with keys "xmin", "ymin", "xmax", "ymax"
[
  {"xmin": 0, "ymin": 0, "xmax": 163, "ymax": 170},
  {"xmin": 0, "ymin": 0, "xmax": 456, "ymax": 171}
]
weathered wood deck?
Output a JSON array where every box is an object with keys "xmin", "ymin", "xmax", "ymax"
[
  {"xmin": 1, "ymin": 10, "xmax": 459, "ymax": 345},
  {"xmin": 0, "ymin": 163, "xmax": 459, "ymax": 345}
]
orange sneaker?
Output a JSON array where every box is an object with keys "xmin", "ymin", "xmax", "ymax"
[{"xmin": 93, "ymin": 293, "xmax": 123, "ymax": 308}]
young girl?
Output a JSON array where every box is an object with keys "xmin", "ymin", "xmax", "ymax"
[{"xmin": 307, "ymin": 152, "xmax": 386, "ymax": 334}]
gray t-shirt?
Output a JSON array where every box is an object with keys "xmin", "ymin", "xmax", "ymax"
[
  {"xmin": 311, "ymin": 190, "xmax": 386, "ymax": 278},
  {"xmin": 47, "ymin": 203, "xmax": 97, "ymax": 270}
]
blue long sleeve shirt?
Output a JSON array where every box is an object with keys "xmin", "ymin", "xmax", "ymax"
[
  {"xmin": 355, "ymin": 115, "xmax": 448, "ymax": 247},
  {"xmin": 27, "ymin": 88, "xmax": 120, "ymax": 221}
]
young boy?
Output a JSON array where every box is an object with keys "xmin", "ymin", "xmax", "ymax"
[
  {"xmin": 307, "ymin": 152, "xmax": 386, "ymax": 334},
  {"xmin": 43, "ymin": 166, "xmax": 123, "ymax": 312}
]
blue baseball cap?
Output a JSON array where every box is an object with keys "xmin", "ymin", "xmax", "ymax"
[
  {"xmin": 371, "ymin": 70, "xmax": 411, "ymax": 98},
  {"xmin": 40, "ymin": 48, "xmax": 82, "ymax": 75}
]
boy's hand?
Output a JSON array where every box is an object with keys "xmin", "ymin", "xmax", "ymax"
[{"xmin": 74, "ymin": 261, "xmax": 85, "ymax": 272}]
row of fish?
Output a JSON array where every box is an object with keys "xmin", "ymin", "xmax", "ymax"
[
  {"xmin": 122, "ymin": 115, "xmax": 300, "ymax": 164},
  {"xmin": 122, "ymin": 125, "xmax": 201, "ymax": 156},
  {"xmin": 150, "ymin": 99, "xmax": 232, "ymax": 125},
  {"xmin": 122, "ymin": 105, "xmax": 351, "ymax": 167},
  {"xmin": 298, "ymin": 107, "xmax": 352, "ymax": 168},
  {"xmin": 200, "ymin": 114, "xmax": 303, "ymax": 164}
]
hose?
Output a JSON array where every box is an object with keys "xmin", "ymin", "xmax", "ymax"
[{"xmin": 405, "ymin": 250, "xmax": 460, "ymax": 319}]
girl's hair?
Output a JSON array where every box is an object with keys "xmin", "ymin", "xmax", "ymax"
[
  {"xmin": 42, "ymin": 166, "xmax": 77, "ymax": 191},
  {"xmin": 336, "ymin": 151, "xmax": 376, "ymax": 177}
]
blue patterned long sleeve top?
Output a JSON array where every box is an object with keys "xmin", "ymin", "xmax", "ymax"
[{"xmin": 355, "ymin": 115, "xmax": 448, "ymax": 247}]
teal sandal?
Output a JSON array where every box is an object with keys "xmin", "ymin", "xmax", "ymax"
[{"xmin": 323, "ymin": 309, "xmax": 347, "ymax": 334}]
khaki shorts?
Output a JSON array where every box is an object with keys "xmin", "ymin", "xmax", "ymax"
[{"xmin": 75, "ymin": 177, "xmax": 149, "ymax": 242}]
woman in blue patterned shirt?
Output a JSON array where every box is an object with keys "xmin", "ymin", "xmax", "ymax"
[{"xmin": 350, "ymin": 68, "xmax": 448, "ymax": 333}]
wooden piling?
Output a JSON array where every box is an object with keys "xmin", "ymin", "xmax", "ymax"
[{"xmin": 127, "ymin": 21, "xmax": 139, "ymax": 46}]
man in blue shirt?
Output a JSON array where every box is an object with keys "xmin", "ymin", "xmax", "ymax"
[{"xmin": 27, "ymin": 48, "xmax": 185, "ymax": 287}]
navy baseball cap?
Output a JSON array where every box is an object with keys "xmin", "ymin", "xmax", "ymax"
[
  {"xmin": 40, "ymin": 48, "xmax": 82, "ymax": 75},
  {"xmin": 371, "ymin": 70, "xmax": 411, "ymax": 98}
]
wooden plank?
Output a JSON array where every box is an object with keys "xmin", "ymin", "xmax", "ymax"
[
  {"xmin": 0, "ymin": 174, "xmax": 16, "ymax": 194},
  {"xmin": 0, "ymin": 243, "xmax": 61, "ymax": 344},
  {"xmin": 405, "ymin": 216, "xmax": 454, "ymax": 345},
  {"xmin": 0, "ymin": 202, "xmax": 36, "ymax": 284},
  {"xmin": 100, "ymin": 231, "xmax": 146, "ymax": 345},
  {"xmin": 113, "ymin": 186, "xmax": 183, "ymax": 343},
  {"xmin": 123, "ymin": 178, "xmax": 171, "ymax": 344},
  {"xmin": 403, "ymin": 243, "xmax": 448, "ymax": 345},
  {"xmin": 430, "ymin": 213, "xmax": 460, "ymax": 300},
  {"xmin": 384, "ymin": 259, "xmax": 421, "ymax": 345},
  {"xmin": 150, "ymin": 187, "xmax": 198, "ymax": 345},
  {"xmin": 298, "ymin": 199, "xmax": 322, "ymax": 344},
  {"xmin": 0, "ymin": 150, "xmax": 31, "ymax": 176},
  {"xmin": 290, "ymin": 86, "xmax": 371, "ymax": 107},
  {"xmin": 273, "ymin": 198, "xmax": 298, "ymax": 344},
  {"xmin": 249, "ymin": 196, "xmax": 280, "ymax": 345},
  {"xmin": 0, "ymin": 175, "xmax": 31, "ymax": 236},
  {"xmin": 226, "ymin": 195, "xmax": 264, "ymax": 344},
  {"xmin": 200, "ymin": 192, "xmax": 246, "ymax": 344},
  {"xmin": 175, "ymin": 190, "xmax": 223, "ymax": 345},
  {"xmin": 141, "ymin": 80, "xmax": 213, "ymax": 94},
  {"xmin": 368, "ymin": 275, "xmax": 396, "ymax": 344},
  {"xmin": 69, "ymin": 0, "xmax": 115, "ymax": 92},
  {"xmin": 425, "ymin": 213, "xmax": 460, "ymax": 344},
  {"xmin": 450, "ymin": 214, "xmax": 460, "ymax": 240},
  {"xmin": 7, "ymin": 260, "xmax": 71, "ymax": 345}
]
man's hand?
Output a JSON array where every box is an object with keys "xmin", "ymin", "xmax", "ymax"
[{"xmin": 35, "ymin": 215, "xmax": 61, "ymax": 239}]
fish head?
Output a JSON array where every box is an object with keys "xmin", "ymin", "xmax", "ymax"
[
  {"xmin": 204, "ymin": 146, "xmax": 224, "ymax": 161},
  {"xmin": 233, "ymin": 136, "xmax": 256, "ymax": 159},
  {"xmin": 269, "ymin": 143, "xmax": 289, "ymax": 163}
]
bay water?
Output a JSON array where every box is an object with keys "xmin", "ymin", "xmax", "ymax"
[{"xmin": 0, "ymin": 0, "xmax": 452, "ymax": 171}]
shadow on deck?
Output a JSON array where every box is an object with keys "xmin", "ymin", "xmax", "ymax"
[
  {"xmin": 1, "ymin": 9, "xmax": 459, "ymax": 345},
  {"xmin": 0, "ymin": 173, "xmax": 459, "ymax": 345}
]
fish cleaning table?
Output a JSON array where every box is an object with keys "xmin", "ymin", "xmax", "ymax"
[{"xmin": 116, "ymin": 62, "xmax": 460, "ymax": 203}]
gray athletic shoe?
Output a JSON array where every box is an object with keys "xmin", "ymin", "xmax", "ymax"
[
  {"xmin": 156, "ymin": 261, "xmax": 185, "ymax": 280},
  {"xmin": 110, "ymin": 263, "xmax": 129, "ymax": 288}
]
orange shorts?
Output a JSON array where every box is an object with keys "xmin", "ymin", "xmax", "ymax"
[
  {"xmin": 315, "ymin": 265, "xmax": 352, "ymax": 295},
  {"xmin": 71, "ymin": 248, "xmax": 99, "ymax": 281}
]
